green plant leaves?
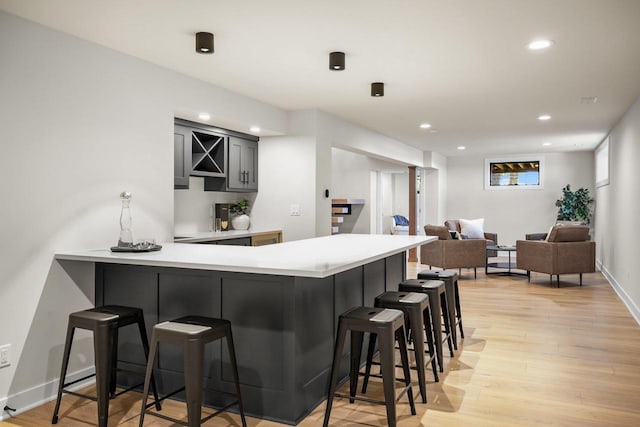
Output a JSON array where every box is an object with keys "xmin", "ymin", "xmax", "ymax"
[{"xmin": 555, "ymin": 184, "xmax": 594, "ymax": 224}]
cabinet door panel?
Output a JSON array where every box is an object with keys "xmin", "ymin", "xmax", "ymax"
[
  {"xmin": 245, "ymin": 140, "xmax": 258, "ymax": 191},
  {"xmin": 174, "ymin": 125, "xmax": 191, "ymax": 189},
  {"xmin": 227, "ymin": 137, "xmax": 244, "ymax": 189}
]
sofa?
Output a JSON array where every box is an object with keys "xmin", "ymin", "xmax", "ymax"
[
  {"xmin": 516, "ymin": 224, "xmax": 595, "ymax": 287},
  {"xmin": 420, "ymin": 225, "xmax": 487, "ymax": 278}
]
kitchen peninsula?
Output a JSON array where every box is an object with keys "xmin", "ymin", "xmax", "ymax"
[{"xmin": 55, "ymin": 234, "xmax": 433, "ymax": 424}]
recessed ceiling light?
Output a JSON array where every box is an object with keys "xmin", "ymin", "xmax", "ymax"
[
  {"xmin": 419, "ymin": 123, "xmax": 432, "ymax": 129},
  {"xmin": 527, "ymin": 39, "xmax": 554, "ymax": 51},
  {"xmin": 457, "ymin": 146, "xmax": 466, "ymax": 150},
  {"xmin": 538, "ymin": 114, "xmax": 552, "ymax": 121},
  {"xmin": 195, "ymin": 32, "xmax": 214, "ymax": 54},
  {"xmin": 198, "ymin": 112, "xmax": 210, "ymax": 120},
  {"xmin": 429, "ymin": 129, "xmax": 439, "ymax": 134},
  {"xmin": 249, "ymin": 126, "xmax": 261, "ymax": 133},
  {"xmin": 543, "ymin": 142, "xmax": 552, "ymax": 146},
  {"xmin": 329, "ymin": 52, "xmax": 345, "ymax": 70}
]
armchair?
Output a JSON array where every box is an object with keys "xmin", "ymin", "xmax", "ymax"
[
  {"xmin": 516, "ymin": 224, "xmax": 595, "ymax": 287},
  {"xmin": 444, "ymin": 219, "xmax": 498, "ymax": 257},
  {"xmin": 420, "ymin": 225, "xmax": 487, "ymax": 278}
]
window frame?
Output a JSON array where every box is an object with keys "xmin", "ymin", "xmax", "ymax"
[{"xmin": 484, "ymin": 156, "xmax": 545, "ymax": 190}]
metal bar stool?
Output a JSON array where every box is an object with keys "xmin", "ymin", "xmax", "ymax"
[
  {"xmin": 361, "ymin": 291, "xmax": 439, "ymax": 403},
  {"xmin": 418, "ymin": 270, "xmax": 464, "ymax": 350},
  {"xmin": 323, "ymin": 306, "xmax": 416, "ymax": 427},
  {"xmin": 52, "ymin": 305, "xmax": 161, "ymax": 427},
  {"xmin": 138, "ymin": 316, "xmax": 246, "ymax": 427},
  {"xmin": 398, "ymin": 279, "xmax": 454, "ymax": 372}
]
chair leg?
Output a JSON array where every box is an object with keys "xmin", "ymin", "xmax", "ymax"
[
  {"xmin": 379, "ymin": 329, "xmax": 398, "ymax": 427},
  {"xmin": 474, "ymin": 268, "xmax": 477, "ymax": 279},
  {"xmin": 94, "ymin": 324, "xmax": 113, "ymax": 427},
  {"xmin": 349, "ymin": 331, "xmax": 364, "ymax": 404},
  {"xmin": 422, "ymin": 307, "xmax": 439, "ymax": 382},
  {"xmin": 109, "ymin": 328, "xmax": 118, "ymax": 399},
  {"xmin": 440, "ymin": 293, "xmax": 454, "ymax": 357},
  {"xmin": 138, "ymin": 331, "xmax": 159, "ymax": 427},
  {"xmin": 362, "ymin": 333, "xmax": 377, "ymax": 394},
  {"xmin": 408, "ymin": 309, "xmax": 427, "ymax": 403},
  {"xmin": 183, "ymin": 339, "xmax": 205, "ymax": 427},
  {"xmin": 324, "ymin": 323, "xmax": 348, "ymax": 427},
  {"xmin": 557, "ymin": 275, "xmax": 560, "ymax": 288},
  {"xmin": 454, "ymin": 281, "xmax": 464, "ymax": 339},
  {"xmin": 580, "ymin": 273, "xmax": 583, "ymax": 286},
  {"xmin": 225, "ymin": 326, "xmax": 247, "ymax": 427},
  {"xmin": 52, "ymin": 324, "xmax": 75, "ymax": 424},
  {"xmin": 396, "ymin": 326, "xmax": 416, "ymax": 415},
  {"xmin": 136, "ymin": 317, "xmax": 161, "ymax": 410},
  {"xmin": 429, "ymin": 295, "xmax": 444, "ymax": 372}
]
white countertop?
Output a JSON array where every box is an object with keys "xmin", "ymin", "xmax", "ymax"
[
  {"xmin": 174, "ymin": 228, "xmax": 282, "ymax": 243},
  {"xmin": 55, "ymin": 234, "xmax": 434, "ymax": 278}
]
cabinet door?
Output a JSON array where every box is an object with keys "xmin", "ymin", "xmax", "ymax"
[
  {"xmin": 227, "ymin": 137, "xmax": 258, "ymax": 191},
  {"xmin": 227, "ymin": 137, "xmax": 244, "ymax": 190},
  {"xmin": 174, "ymin": 125, "xmax": 191, "ymax": 189},
  {"xmin": 244, "ymin": 139, "xmax": 258, "ymax": 191}
]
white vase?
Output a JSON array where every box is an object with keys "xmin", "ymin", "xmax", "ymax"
[{"xmin": 231, "ymin": 214, "xmax": 250, "ymax": 230}]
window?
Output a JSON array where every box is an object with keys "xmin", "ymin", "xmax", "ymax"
[
  {"xmin": 484, "ymin": 157, "xmax": 544, "ymax": 190},
  {"xmin": 595, "ymin": 136, "xmax": 609, "ymax": 187}
]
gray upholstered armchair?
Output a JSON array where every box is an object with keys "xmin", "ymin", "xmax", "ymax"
[
  {"xmin": 516, "ymin": 224, "xmax": 595, "ymax": 287},
  {"xmin": 444, "ymin": 219, "xmax": 498, "ymax": 257},
  {"xmin": 420, "ymin": 225, "xmax": 487, "ymax": 278}
]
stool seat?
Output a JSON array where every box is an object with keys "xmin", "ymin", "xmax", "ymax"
[
  {"xmin": 323, "ymin": 306, "xmax": 416, "ymax": 427},
  {"xmin": 139, "ymin": 316, "xmax": 246, "ymax": 427},
  {"xmin": 52, "ymin": 305, "xmax": 160, "ymax": 427}
]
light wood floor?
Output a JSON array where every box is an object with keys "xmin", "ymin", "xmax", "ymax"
[{"xmin": 4, "ymin": 264, "xmax": 640, "ymax": 426}]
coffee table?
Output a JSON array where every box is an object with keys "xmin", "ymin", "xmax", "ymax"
[{"xmin": 486, "ymin": 245, "xmax": 528, "ymax": 276}]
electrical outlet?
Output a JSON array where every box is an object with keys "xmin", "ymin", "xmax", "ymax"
[
  {"xmin": 290, "ymin": 204, "xmax": 301, "ymax": 216},
  {"xmin": 0, "ymin": 344, "xmax": 10, "ymax": 368}
]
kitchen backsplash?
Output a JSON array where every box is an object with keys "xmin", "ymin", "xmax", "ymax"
[{"xmin": 174, "ymin": 177, "xmax": 256, "ymax": 234}]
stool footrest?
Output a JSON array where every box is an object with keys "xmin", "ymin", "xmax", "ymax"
[
  {"xmin": 145, "ymin": 398, "xmax": 241, "ymax": 426},
  {"xmin": 334, "ymin": 385, "xmax": 412, "ymax": 406},
  {"xmin": 61, "ymin": 373, "xmax": 96, "ymax": 389},
  {"xmin": 112, "ymin": 382, "xmax": 145, "ymax": 398},
  {"xmin": 61, "ymin": 390, "xmax": 97, "ymax": 402}
]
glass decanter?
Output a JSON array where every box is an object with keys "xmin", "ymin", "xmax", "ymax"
[{"xmin": 117, "ymin": 191, "xmax": 134, "ymax": 247}]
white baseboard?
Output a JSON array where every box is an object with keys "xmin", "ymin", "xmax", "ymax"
[
  {"xmin": 0, "ymin": 366, "xmax": 95, "ymax": 421},
  {"xmin": 597, "ymin": 260, "xmax": 640, "ymax": 326}
]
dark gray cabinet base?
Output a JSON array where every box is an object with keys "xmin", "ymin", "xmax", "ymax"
[{"xmin": 95, "ymin": 252, "xmax": 406, "ymax": 425}]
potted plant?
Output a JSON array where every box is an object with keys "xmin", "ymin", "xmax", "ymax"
[
  {"xmin": 555, "ymin": 184, "xmax": 594, "ymax": 224},
  {"xmin": 230, "ymin": 199, "xmax": 251, "ymax": 230}
]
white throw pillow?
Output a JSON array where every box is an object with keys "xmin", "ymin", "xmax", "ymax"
[{"xmin": 459, "ymin": 218, "xmax": 485, "ymax": 239}]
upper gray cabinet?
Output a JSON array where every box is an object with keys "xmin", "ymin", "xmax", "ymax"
[
  {"xmin": 174, "ymin": 125, "xmax": 191, "ymax": 189},
  {"xmin": 175, "ymin": 118, "xmax": 258, "ymax": 192},
  {"xmin": 227, "ymin": 137, "xmax": 258, "ymax": 191}
]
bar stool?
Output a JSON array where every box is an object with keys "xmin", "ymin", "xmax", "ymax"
[
  {"xmin": 417, "ymin": 270, "xmax": 464, "ymax": 350},
  {"xmin": 361, "ymin": 291, "xmax": 439, "ymax": 404},
  {"xmin": 398, "ymin": 279, "xmax": 454, "ymax": 372},
  {"xmin": 139, "ymin": 316, "xmax": 246, "ymax": 427},
  {"xmin": 323, "ymin": 307, "xmax": 416, "ymax": 427},
  {"xmin": 52, "ymin": 305, "xmax": 161, "ymax": 427}
]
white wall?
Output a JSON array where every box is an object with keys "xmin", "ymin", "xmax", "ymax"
[
  {"xmin": 595, "ymin": 96, "xmax": 640, "ymax": 323},
  {"xmin": 250, "ymin": 136, "xmax": 318, "ymax": 242},
  {"xmin": 446, "ymin": 152, "xmax": 594, "ymax": 245},
  {"xmin": 331, "ymin": 148, "xmax": 404, "ymax": 234},
  {"xmin": 0, "ymin": 11, "xmax": 287, "ymax": 414}
]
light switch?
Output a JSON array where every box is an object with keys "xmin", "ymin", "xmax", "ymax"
[{"xmin": 290, "ymin": 204, "xmax": 300, "ymax": 216}]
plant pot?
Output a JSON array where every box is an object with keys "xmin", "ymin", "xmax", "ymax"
[{"xmin": 231, "ymin": 214, "xmax": 250, "ymax": 230}]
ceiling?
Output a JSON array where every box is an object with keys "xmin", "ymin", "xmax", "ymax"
[{"xmin": 2, "ymin": 0, "xmax": 640, "ymax": 157}]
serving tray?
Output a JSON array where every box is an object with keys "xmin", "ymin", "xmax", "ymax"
[{"xmin": 110, "ymin": 244, "xmax": 162, "ymax": 253}]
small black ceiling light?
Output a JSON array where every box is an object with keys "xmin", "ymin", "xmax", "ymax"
[
  {"xmin": 371, "ymin": 82, "xmax": 384, "ymax": 97},
  {"xmin": 195, "ymin": 32, "xmax": 214, "ymax": 54},
  {"xmin": 329, "ymin": 51, "xmax": 345, "ymax": 70}
]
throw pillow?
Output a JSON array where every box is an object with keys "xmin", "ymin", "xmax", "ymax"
[{"xmin": 459, "ymin": 218, "xmax": 485, "ymax": 239}]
